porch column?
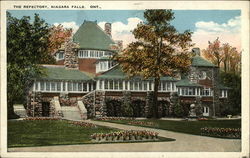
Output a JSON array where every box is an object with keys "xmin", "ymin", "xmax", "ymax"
[
  {"xmin": 123, "ymin": 80, "xmax": 125, "ymax": 90},
  {"xmin": 38, "ymin": 81, "xmax": 40, "ymax": 91},
  {"xmin": 96, "ymin": 80, "xmax": 100, "ymax": 90},
  {"xmin": 170, "ymin": 82, "xmax": 173, "ymax": 92},
  {"xmin": 65, "ymin": 81, "xmax": 68, "ymax": 92}
]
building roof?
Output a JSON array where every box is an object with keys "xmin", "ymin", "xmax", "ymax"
[
  {"xmin": 218, "ymin": 84, "xmax": 231, "ymax": 90},
  {"xmin": 191, "ymin": 55, "xmax": 217, "ymax": 67},
  {"xmin": 37, "ymin": 65, "xmax": 93, "ymax": 81},
  {"xmin": 96, "ymin": 65, "xmax": 177, "ymax": 81},
  {"xmin": 73, "ymin": 21, "xmax": 115, "ymax": 51},
  {"xmin": 176, "ymin": 79, "xmax": 203, "ymax": 87}
]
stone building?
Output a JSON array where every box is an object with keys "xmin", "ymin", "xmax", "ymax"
[{"xmin": 26, "ymin": 20, "xmax": 230, "ymax": 119}]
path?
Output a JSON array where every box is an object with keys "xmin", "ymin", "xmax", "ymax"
[{"xmin": 9, "ymin": 120, "xmax": 241, "ymax": 152}]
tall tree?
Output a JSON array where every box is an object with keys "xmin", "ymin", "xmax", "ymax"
[
  {"xmin": 48, "ymin": 24, "xmax": 72, "ymax": 54},
  {"xmin": 114, "ymin": 10, "xmax": 193, "ymax": 118},
  {"xmin": 7, "ymin": 12, "xmax": 55, "ymax": 119},
  {"xmin": 203, "ymin": 38, "xmax": 241, "ymax": 74},
  {"xmin": 203, "ymin": 37, "xmax": 223, "ymax": 68}
]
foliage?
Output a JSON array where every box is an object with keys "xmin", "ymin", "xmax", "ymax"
[
  {"xmin": 121, "ymin": 92, "xmax": 133, "ymax": 117},
  {"xmin": 114, "ymin": 10, "xmax": 193, "ymax": 118},
  {"xmin": 69, "ymin": 121, "xmax": 97, "ymax": 128},
  {"xmin": 24, "ymin": 117, "xmax": 61, "ymax": 121},
  {"xmin": 48, "ymin": 24, "xmax": 72, "ymax": 54},
  {"xmin": 200, "ymin": 127, "xmax": 241, "ymax": 139},
  {"xmin": 202, "ymin": 38, "xmax": 241, "ymax": 74},
  {"xmin": 220, "ymin": 71, "xmax": 241, "ymax": 115},
  {"xmin": 173, "ymin": 100, "xmax": 184, "ymax": 117},
  {"xmin": 7, "ymin": 12, "xmax": 55, "ymax": 119}
]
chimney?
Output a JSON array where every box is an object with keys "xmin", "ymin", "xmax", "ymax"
[
  {"xmin": 105, "ymin": 23, "xmax": 111, "ymax": 36},
  {"xmin": 64, "ymin": 39, "xmax": 79, "ymax": 70},
  {"xmin": 192, "ymin": 48, "xmax": 200, "ymax": 56}
]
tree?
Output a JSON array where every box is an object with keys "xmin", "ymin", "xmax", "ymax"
[
  {"xmin": 203, "ymin": 38, "xmax": 241, "ymax": 74},
  {"xmin": 7, "ymin": 12, "xmax": 55, "ymax": 119},
  {"xmin": 203, "ymin": 38, "xmax": 223, "ymax": 68},
  {"xmin": 48, "ymin": 24, "xmax": 72, "ymax": 54},
  {"xmin": 220, "ymin": 72, "xmax": 241, "ymax": 115},
  {"xmin": 114, "ymin": 10, "xmax": 193, "ymax": 118}
]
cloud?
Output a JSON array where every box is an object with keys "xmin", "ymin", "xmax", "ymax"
[
  {"xmin": 98, "ymin": 17, "xmax": 143, "ymax": 47},
  {"xmin": 192, "ymin": 16, "xmax": 241, "ymax": 51},
  {"xmin": 53, "ymin": 21, "xmax": 79, "ymax": 33}
]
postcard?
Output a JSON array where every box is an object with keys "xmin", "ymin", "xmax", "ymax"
[{"xmin": 1, "ymin": 1, "xmax": 249, "ymax": 158}]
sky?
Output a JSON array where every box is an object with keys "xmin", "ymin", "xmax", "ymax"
[{"xmin": 8, "ymin": 10, "xmax": 241, "ymax": 51}]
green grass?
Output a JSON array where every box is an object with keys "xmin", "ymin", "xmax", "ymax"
[
  {"xmin": 8, "ymin": 120, "xmax": 173, "ymax": 148},
  {"xmin": 99, "ymin": 119, "xmax": 241, "ymax": 137}
]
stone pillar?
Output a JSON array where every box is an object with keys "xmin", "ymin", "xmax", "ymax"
[
  {"xmin": 63, "ymin": 39, "xmax": 79, "ymax": 70},
  {"xmin": 145, "ymin": 91, "xmax": 154, "ymax": 118}
]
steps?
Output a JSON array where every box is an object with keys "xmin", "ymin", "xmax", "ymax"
[
  {"xmin": 61, "ymin": 106, "xmax": 82, "ymax": 120},
  {"xmin": 13, "ymin": 104, "xmax": 27, "ymax": 118}
]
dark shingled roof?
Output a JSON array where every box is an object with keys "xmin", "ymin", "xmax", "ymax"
[
  {"xmin": 191, "ymin": 55, "xmax": 217, "ymax": 67},
  {"xmin": 73, "ymin": 21, "xmax": 115, "ymax": 51},
  {"xmin": 96, "ymin": 65, "xmax": 177, "ymax": 81},
  {"xmin": 176, "ymin": 79, "xmax": 203, "ymax": 87},
  {"xmin": 38, "ymin": 65, "xmax": 93, "ymax": 81}
]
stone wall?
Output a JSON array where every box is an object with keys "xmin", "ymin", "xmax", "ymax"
[{"xmin": 27, "ymin": 92, "xmax": 43, "ymax": 117}]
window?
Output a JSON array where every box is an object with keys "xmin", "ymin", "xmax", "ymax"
[
  {"xmin": 162, "ymin": 82, "xmax": 166, "ymax": 91},
  {"xmin": 83, "ymin": 83, "xmax": 87, "ymax": 91},
  {"xmin": 90, "ymin": 51, "xmax": 94, "ymax": 57},
  {"xmin": 109, "ymin": 80, "xmax": 113, "ymax": 90},
  {"xmin": 114, "ymin": 80, "xmax": 119, "ymax": 90},
  {"xmin": 167, "ymin": 82, "xmax": 171, "ymax": 91},
  {"xmin": 139, "ymin": 82, "xmax": 142, "ymax": 90},
  {"xmin": 134, "ymin": 81, "xmax": 139, "ymax": 90},
  {"xmin": 143, "ymin": 82, "xmax": 147, "ymax": 91},
  {"xmin": 73, "ymin": 83, "xmax": 77, "ymax": 91},
  {"xmin": 89, "ymin": 83, "xmax": 92, "ymax": 91},
  {"xmin": 35, "ymin": 82, "xmax": 38, "ymax": 91},
  {"xmin": 58, "ymin": 52, "xmax": 64, "ymax": 60},
  {"xmin": 188, "ymin": 88, "xmax": 195, "ymax": 95},
  {"xmin": 51, "ymin": 82, "xmax": 56, "ymax": 91},
  {"xmin": 40, "ymin": 81, "xmax": 44, "ymax": 91},
  {"xmin": 130, "ymin": 81, "xmax": 134, "ymax": 90},
  {"xmin": 46, "ymin": 82, "xmax": 50, "ymax": 91},
  {"xmin": 78, "ymin": 83, "xmax": 82, "ymax": 91},
  {"xmin": 56, "ymin": 82, "xmax": 61, "ymax": 91},
  {"xmin": 149, "ymin": 81, "xmax": 152, "ymax": 91},
  {"xmin": 125, "ymin": 81, "xmax": 128, "ymax": 90},
  {"xmin": 63, "ymin": 82, "xmax": 65, "ymax": 91},
  {"xmin": 202, "ymin": 88, "xmax": 212, "ymax": 96},
  {"xmin": 119, "ymin": 81, "xmax": 123, "ymax": 90},
  {"xmin": 99, "ymin": 80, "xmax": 103, "ymax": 90},
  {"xmin": 68, "ymin": 82, "xmax": 72, "ymax": 91},
  {"xmin": 104, "ymin": 80, "xmax": 109, "ymax": 90}
]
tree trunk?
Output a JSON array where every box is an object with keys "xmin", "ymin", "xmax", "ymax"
[
  {"xmin": 7, "ymin": 101, "xmax": 19, "ymax": 119},
  {"xmin": 153, "ymin": 77, "xmax": 160, "ymax": 118}
]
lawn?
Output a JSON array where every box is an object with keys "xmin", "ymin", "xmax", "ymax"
[
  {"xmin": 8, "ymin": 120, "xmax": 173, "ymax": 148},
  {"xmin": 98, "ymin": 119, "xmax": 241, "ymax": 137}
]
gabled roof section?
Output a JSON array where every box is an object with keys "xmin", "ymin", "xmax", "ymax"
[
  {"xmin": 38, "ymin": 65, "xmax": 93, "ymax": 81},
  {"xmin": 191, "ymin": 55, "xmax": 217, "ymax": 67},
  {"xmin": 96, "ymin": 65, "xmax": 178, "ymax": 81},
  {"xmin": 176, "ymin": 79, "xmax": 203, "ymax": 87},
  {"xmin": 73, "ymin": 21, "xmax": 115, "ymax": 51}
]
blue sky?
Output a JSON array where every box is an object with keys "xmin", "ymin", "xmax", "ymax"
[{"xmin": 8, "ymin": 10, "xmax": 241, "ymax": 50}]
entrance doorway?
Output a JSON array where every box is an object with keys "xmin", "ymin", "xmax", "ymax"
[
  {"xmin": 42, "ymin": 102, "xmax": 50, "ymax": 117},
  {"xmin": 203, "ymin": 106, "xmax": 209, "ymax": 116}
]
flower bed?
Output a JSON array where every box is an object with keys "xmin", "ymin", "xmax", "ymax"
[
  {"xmin": 95, "ymin": 117, "xmax": 135, "ymax": 121},
  {"xmin": 127, "ymin": 121, "xmax": 157, "ymax": 126},
  {"xmin": 200, "ymin": 127, "xmax": 241, "ymax": 139},
  {"xmin": 69, "ymin": 121, "xmax": 96, "ymax": 128},
  {"xmin": 197, "ymin": 117, "xmax": 209, "ymax": 121},
  {"xmin": 91, "ymin": 130, "xmax": 159, "ymax": 142},
  {"xmin": 24, "ymin": 117, "xmax": 61, "ymax": 121}
]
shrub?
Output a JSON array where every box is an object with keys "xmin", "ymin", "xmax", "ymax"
[{"xmin": 200, "ymin": 127, "xmax": 241, "ymax": 139}]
